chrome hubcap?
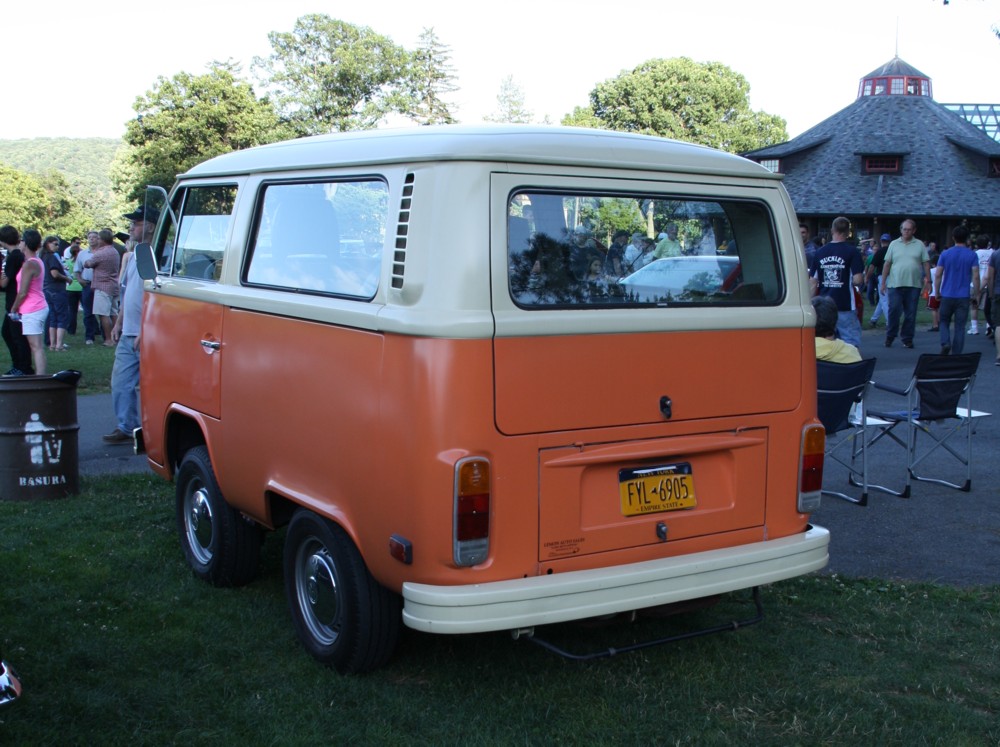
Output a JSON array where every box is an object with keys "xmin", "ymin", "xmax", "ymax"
[
  {"xmin": 186, "ymin": 487, "xmax": 214, "ymax": 564},
  {"xmin": 297, "ymin": 542, "xmax": 340, "ymax": 645}
]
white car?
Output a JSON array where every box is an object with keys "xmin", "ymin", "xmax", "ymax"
[{"xmin": 619, "ymin": 256, "xmax": 741, "ymax": 303}]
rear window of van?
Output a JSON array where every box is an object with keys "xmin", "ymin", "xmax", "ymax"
[{"xmin": 508, "ymin": 191, "xmax": 783, "ymax": 308}]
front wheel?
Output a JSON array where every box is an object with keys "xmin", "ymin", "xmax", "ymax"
[
  {"xmin": 284, "ymin": 510, "xmax": 401, "ymax": 673},
  {"xmin": 176, "ymin": 445, "xmax": 260, "ymax": 587}
]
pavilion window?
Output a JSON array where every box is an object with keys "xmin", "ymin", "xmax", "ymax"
[{"xmin": 864, "ymin": 156, "xmax": 901, "ymax": 174}]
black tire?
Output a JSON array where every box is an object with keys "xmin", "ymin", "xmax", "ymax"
[
  {"xmin": 283, "ymin": 510, "xmax": 401, "ymax": 673},
  {"xmin": 176, "ymin": 445, "xmax": 261, "ymax": 587}
]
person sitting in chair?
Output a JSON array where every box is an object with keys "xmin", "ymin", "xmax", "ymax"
[{"xmin": 813, "ymin": 295, "xmax": 860, "ymax": 363}]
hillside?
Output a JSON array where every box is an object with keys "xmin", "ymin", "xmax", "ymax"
[{"xmin": 0, "ymin": 137, "xmax": 122, "ymax": 224}]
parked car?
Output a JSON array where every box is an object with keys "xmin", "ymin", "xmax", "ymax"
[{"xmin": 619, "ymin": 256, "xmax": 742, "ymax": 303}]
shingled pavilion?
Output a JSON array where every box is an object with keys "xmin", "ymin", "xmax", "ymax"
[{"xmin": 744, "ymin": 58, "xmax": 1000, "ymax": 246}]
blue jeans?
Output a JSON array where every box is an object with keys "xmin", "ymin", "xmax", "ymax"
[
  {"xmin": 938, "ymin": 297, "xmax": 971, "ymax": 353},
  {"xmin": 887, "ymin": 286, "xmax": 921, "ymax": 344},
  {"xmin": 870, "ymin": 291, "xmax": 888, "ymax": 324},
  {"xmin": 836, "ymin": 310, "xmax": 862, "ymax": 348},
  {"xmin": 81, "ymin": 284, "xmax": 99, "ymax": 342},
  {"xmin": 112, "ymin": 335, "xmax": 142, "ymax": 434}
]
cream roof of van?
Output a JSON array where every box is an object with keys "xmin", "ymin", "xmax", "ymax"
[{"xmin": 182, "ymin": 125, "xmax": 778, "ymax": 180}]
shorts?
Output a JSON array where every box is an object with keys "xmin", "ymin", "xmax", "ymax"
[
  {"xmin": 927, "ymin": 295, "xmax": 940, "ymax": 310},
  {"xmin": 93, "ymin": 290, "xmax": 120, "ymax": 317},
  {"xmin": 20, "ymin": 305, "xmax": 49, "ymax": 336}
]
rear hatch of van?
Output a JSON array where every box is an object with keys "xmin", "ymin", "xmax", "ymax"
[
  {"xmin": 491, "ymin": 180, "xmax": 802, "ymax": 563},
  {"xmin": 494, "ymin": 327, "xmax": 803, "ymax": 561}
]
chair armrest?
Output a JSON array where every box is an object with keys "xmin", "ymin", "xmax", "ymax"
[{"xmin": 872, "ymin": 381, "xmax": 907, "ymax": 396}]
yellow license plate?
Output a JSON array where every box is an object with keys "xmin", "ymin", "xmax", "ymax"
[{"xmin": 619, "ymin": 463, "xmax": 696, "ymax": 516}]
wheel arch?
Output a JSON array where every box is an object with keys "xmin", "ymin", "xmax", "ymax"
[{"xmin": 163, "ymin": 406, "xmax": 212, "ymax": 475}]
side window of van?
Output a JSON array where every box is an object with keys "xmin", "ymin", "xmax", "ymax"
[
  {"xmin": 156, "ymin": 185, "xmax": 238, "ymax": 281},
  {"xmin": 508, "ymin": 191, "xmax": 783, "ymax": 308},
  {"xmin": 243, "ymin": 179, "xmax": 387, "ymax": 300}
]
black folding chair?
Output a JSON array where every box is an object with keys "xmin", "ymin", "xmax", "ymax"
[
  {"xmin": 817, "ymin": 358, "xmax": 878, "ymax": 506},
  {"xmin": 865, "ymin": 352, "xmax": 985, "ymax": 497}
]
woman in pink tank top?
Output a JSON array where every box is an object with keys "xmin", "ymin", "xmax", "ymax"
[{"xmin": 11, "ymin": 229, "xmax": 48, "ymax": 375}]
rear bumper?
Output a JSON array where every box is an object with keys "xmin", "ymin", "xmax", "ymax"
[{"xmin": 402, "ymin": 525, "xmax": 829, "ymax": 634}]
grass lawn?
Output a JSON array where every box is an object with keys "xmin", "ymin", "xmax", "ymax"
[
  {"xmin": 0, "ymin": 475, "xmax": 997, "ymax": 744},
  {"xmin": 1, "ymin": 327, "xmax": 114, "ymax": 393}
]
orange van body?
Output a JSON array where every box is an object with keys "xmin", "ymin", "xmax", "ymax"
[{"xmin": 136, "ymin": 126, "xmax": 828, "ymax": 671}]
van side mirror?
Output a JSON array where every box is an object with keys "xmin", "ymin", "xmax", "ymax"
[{"xmin": 134, "ymin": 242, "xmax": 158, "ymax": 281}]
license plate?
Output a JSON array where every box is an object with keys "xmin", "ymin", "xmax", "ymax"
[{"xmin": 619, "ymin": 463, "xmax": 696, "ymax": 516}]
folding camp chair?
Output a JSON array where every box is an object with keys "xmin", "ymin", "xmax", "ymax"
[
  {"xmin": 816, "ymin": 358, "xmax": 878, "ymax": 506},
  {"xmin": 865, "ymin": 352, "xmax": 986, "ymax": 497}
]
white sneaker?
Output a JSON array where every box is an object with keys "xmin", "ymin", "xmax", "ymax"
[{"xmin": 968, "ymin": 328, "xmax": 979, "ymax": 335}]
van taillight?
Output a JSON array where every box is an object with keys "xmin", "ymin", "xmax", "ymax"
[
  {"xmin": 798, "ymin": 425, "xmax": 825, "ymax": 513},
  {"xmin": 454, "ymin": 458, "xmax": 490, "ymax": 567}
]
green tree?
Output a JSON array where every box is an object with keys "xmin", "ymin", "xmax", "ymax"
[
  {"xmin": 408, "ymin": 27, "xmax": 458, "ymax": 125},
  {"xmin": 562, "ymin": 105, "xmax": 602, "ymax": 130},
  {"xmin": 0, "ymin": 137, "xmax": 123, "ymax": 230},
  {"xmin": 578, "ymin": 198, "xmax": 645, "ymax": 246},
  {"xmin": 484, "ymin": 76, "xmax": 533, "ymax": 124},
  {"xmin": 253, "ymin": 15, "xmax": 412, "ymax": 134},
  {"xmin": 37, "ymin": 171, "xmax": 92, "ymax": 237},
  {"xmin": 562, "ymin": 57, "xmax": 787, "ymax": 153},
  {"xmin": 115, "ymin": 61, "xmax": 287, "ymax": 203},
  {"xmin": 0, "ymin": 165, "xmax": 49, "ymax": 229},
  {"xmin": 0, "ymin": 166, "xmax": 91, "ymax": 236}
]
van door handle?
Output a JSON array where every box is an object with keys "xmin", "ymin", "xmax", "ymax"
[{"xmin": 200, "ymin": 339, "xmax": 221, "ymax": 351}]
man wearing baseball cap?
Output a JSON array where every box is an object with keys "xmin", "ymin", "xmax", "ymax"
[{"xmin": 103, "ymin": 205, "xmax": 156, "ymax": 444}]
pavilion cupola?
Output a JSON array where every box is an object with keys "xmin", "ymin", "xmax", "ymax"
[{"xmin": 857, "ymin": 57, "xmax": 932, "ymax": 99}]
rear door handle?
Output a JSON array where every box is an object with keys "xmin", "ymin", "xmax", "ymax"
[{"xmin": 200, "ymin": 339, "xmax": 221, "ymax": 351}]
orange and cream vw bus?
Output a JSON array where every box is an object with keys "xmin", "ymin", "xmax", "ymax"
[{"xmin": 134, "ymin": 126, "xmax": 829, "ymax": 673}]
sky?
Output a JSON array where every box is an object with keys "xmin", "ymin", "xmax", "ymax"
[{"xmin": 4, "ymin": 0, "xmax": 1000, "ymax": 142}]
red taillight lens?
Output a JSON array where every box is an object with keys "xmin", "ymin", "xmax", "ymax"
[{"xmin": 457, "ymin": 493, "xmax": 490, "ymax": 541}]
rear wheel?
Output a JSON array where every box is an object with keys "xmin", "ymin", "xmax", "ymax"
[
  {"xmin": 284, "ymin": 510, "xmax": 401, "ymax": 673},
  {"xmin": 176, "ymin": 446, "xmax": 260, "ymax": 587}
]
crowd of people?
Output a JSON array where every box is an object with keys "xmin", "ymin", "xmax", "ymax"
[
  {"xmin": 807, "ymin": 217, "xmax": 999, "ymax": 367},
  {"xmin": 1, "ymin": 205, "xmax": 152, "ymax": 444},
  {"xmin": 2, "ymin": 226, "xmax": 120, "ymax": 376}
]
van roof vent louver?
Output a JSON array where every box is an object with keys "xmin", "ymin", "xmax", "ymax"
[{"xmin": 391, "ymin": 173, "xmax": 415, "ymax": 290}]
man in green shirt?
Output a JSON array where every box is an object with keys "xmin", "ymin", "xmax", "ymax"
[
  {"xmin": 879, "ymin": 219, "xmax": 930, "ymax": 348},
  {"xmin": 654, "ymin": 223, "xmax": 682, "ymax": 258}
]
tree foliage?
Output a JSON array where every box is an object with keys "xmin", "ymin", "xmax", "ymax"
[
  {"xmin": 253, "ymin": 15, "xmax": 412, "ymax": 134},
  {"xmin": 0, "ymin": 137, "xmax": 122, "ymax": 229},
  {"xmin": 0, "ymin": 165, "xmax": 92, "ymax": 237},
  {"xmin": 0, "ymin": 165, "xmax": 49, "ymax": 230},
  {"xmin": 484, "ymin": 76, "xmax": 533, "ymax": 124},
  {"xmin": 409, "ymin": 28, "xmax": 458, "ymax": 125},
  {"xmin": 116, "ymin": 61, "xmax": 288, "ymax": 202},
  {"xmin": 562, "ymin": 57, "xmax": 787, "ymax": 153}
]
